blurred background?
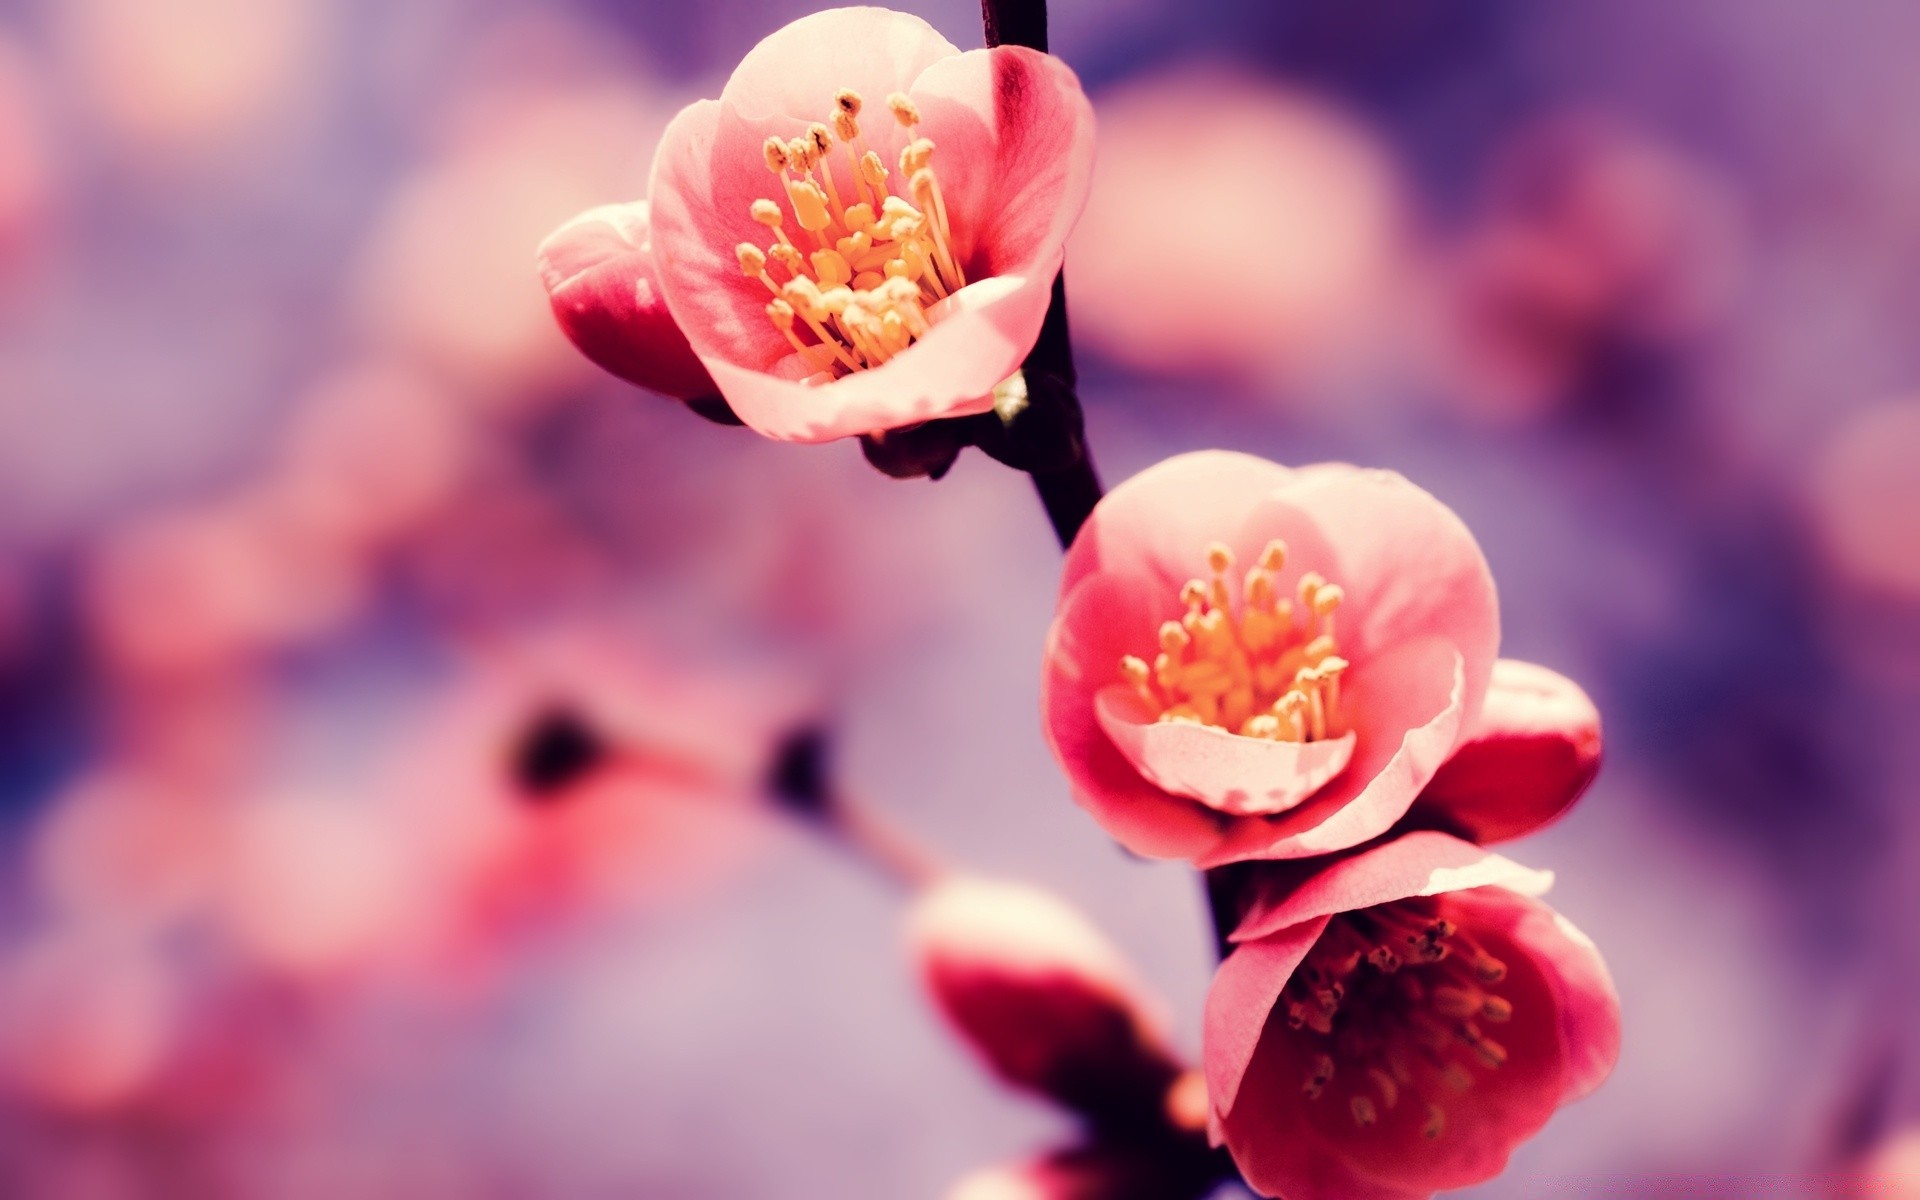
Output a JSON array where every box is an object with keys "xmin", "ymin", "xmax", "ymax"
[{"xmin": 1, "ymin": 0, "xmax": 1917, "ymax": 1194}]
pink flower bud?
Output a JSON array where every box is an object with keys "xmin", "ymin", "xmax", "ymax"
[
  {"xmin": 1406, "ymin": 658, "xmax": 1602, "ymax": 844},
  {"xmin": 536, "ymin": 200, "xmax": 715, "ymax": 401},
  {"xmin": 909, "ymin": 877, "xmax": 1181, "ymax": 1120}
]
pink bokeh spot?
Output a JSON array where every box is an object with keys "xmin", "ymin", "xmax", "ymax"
[
  {"xmin": 643, "ymin": 7, "xmax": 1096, "ymax": 442},
  {"xmin": 1042, "ymin": 451, "xmax": 1499, "ymax": 865}
]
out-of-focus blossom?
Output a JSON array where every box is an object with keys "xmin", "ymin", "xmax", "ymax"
[
  {"xmin": 947, "ymin": 1141, "xmax": 1222, "ymax": 1200},
  {"xmin": 0, "ymin": 929, "xmax": 180, "ymax": 1115},
  {"xmin": 51, "ymin": 0, "xmax": 327, "ymax": 163},
  {"xmin": 273, "ymin": 359, "xmax": 476, "ymax": 555},
  {"xmin": 1808, "ymin": 402, "xmax": 1920, "ymax": 601},
  {"xmin": 217, "ymin": 791, "xmax": 412, "ymax": 981},
  {"xmin": 29, "ymin": 768, "xmax": 227, "ymax": 933},
  {"xmin": 353, "ymin": 70, "xmax": 670, "ymax": 410},
  {"xmin": 379, "ymin": 627, "xmax": 804, "ymax": 974},
  {"xmin": 1068, "ymin": 67, "xmax": 1409, "ymax": 385},
  {"xmin": 0, "ymin": 36, "xmax": 55, "ymax": 278},
  {"xmin": 1837, "ymin": 1129, "xmax": 1920, "ymax": 1199},
  {"xmin": 1042, "ymin": 451, "xmax": 1499, "ymax": 866},
  {"xmin": 1205, "ymin": 832, "xmax": 1619, "ymax": 1200},
  {"xmin": 82, "ymin": 494, "xmax": 367, "ymax": 682},
  {"xmin": 908, "ymin": 876, "xmax": 1181, "ymax": 1120},
  {"xmin": 1434, "ymin": 112, "xmax": 1742, "ymax": 421},
  {"xmin": 1403, "ymin": 658, "xmax": 1601, "ymax": 845},
  {"xmin": 638, "ymin": 7, "xmax": 1095, "ymax": 442},
  {"xmin": 537, "ymin": 200, "xmax": 718, "ymax": 402}
]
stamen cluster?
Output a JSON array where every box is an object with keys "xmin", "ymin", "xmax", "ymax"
[
  {"xmin": 1285, "ymin": 899, "xmax": 1513, "ymax": 1140},
  {"xmin": 1118, "ymin": 541, "xmax": 1349, "ymax": 739},
  {"xmin": 736, "ymin": 89, "xmax": 968, "ymax": 377}
]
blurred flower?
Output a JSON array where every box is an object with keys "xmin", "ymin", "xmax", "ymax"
[
  {"xmin": 537, "ymin": 200, "xmax": 718, "ymax": 402},
  {"xmin": 1402, "ymin": 659, "xmax": 1602, "ymax": 845},
  {"xmin": 217, "ymin": 790, "xmax": 413, "ymax": 982},
  {"xmin": 947, "ymin": 1141, "xmax": 1222, "ymax": 1200},
  {"xmin": 51, "ymin": 0, "xmax": 327, "ymax": 163},
  {"xmin": 639, "ymin": 6, "xmax": 1095, "ymax": 442},
  {"xmin": 1838, "ymin": 1129, "xmax": 1920, "ymax": 1199},
  {"xmin": 0, "ymin": 35, "xmax": 55, "ymax": 280},
  {"xmin": 1068, "ymin": 66, "xmax": 1409, "ymax": 386},
  {"xmin": 352, "ymin": 68, "xmax": 670, "ymax": 411},
  {"xmin": 908, "ymin": 876, "xmax": 1182, "ymax": 1121},
  {"xmin": 1042, "ymin": 451, "xmax": 1499, "ymax": 866},
  {"xmin": 0, "ymin": 928, "xmax": 180, "ymax": 1115},
  {"xmin": 378, "ymin": 626, "xmax": 804, "ymax": 975},
  {"xmin": 272, "ymin": 358, "xmax": 477, "ymax": 555},
  {"xmin": 29, "ymin": 768, "xmax": 227, "ymax": 934},
  {"xmin": 1433, "ymin": 112, "xmax": 1742, "ymax": 422},
  {"xmin": 82, "ymin": 492, "xmax": 367, "ymax": 683},
  {"xmin": 1808, "ymin": 401, "xmax": 1920, "ymax": 602},
  {"xmin": 1205, "ymin": 832, "xmax": 1619, "ymax": 1200}
]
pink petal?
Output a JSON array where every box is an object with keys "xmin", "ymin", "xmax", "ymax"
[
  {"xmin": 1096, "ymin": 688, "xmax": 1354, "ymax": 817},
  {"xmin": 909, "ymin": 45, "xmax": 1097, "ymax": 285},
  {"xmin": 645, "ymin": 12, "xmax": 1096, "ymax": 442},
  {"xmin": 1195, "ymin": 638, "xmax": 1468, "ymax": 865},
  {"xmin": 1059, "ymin": 451, "xmax": 1297, "ymax": 599},
  {"xmin": 1204, "ymin": 916, "xmax": 1329, "ymax": 1119},
  {"xmin": 1041, "ymin": 573, "xmax": 1229, "ymax": 861},
  {"xmin": 1408, "ymin": 658, "xmax": 1602, "ymax": 844},
  {"xmin": 1247, "ymin": 465, "xmax": 1500, "ymax": 730},
  {"xmin": 535, "ymin": 202, "xmax": 716, "ymax": 401},
  {"xmin": 697, "ymin": 269, "xmax": 1051, "ymax": 442},
  {"xmin": 718, "ymin": 7, "xmax": 960, "ymax": 124},
  {"xmin": 1229, "ymin": 830, "xmax": 1553, "ymax": 945}
]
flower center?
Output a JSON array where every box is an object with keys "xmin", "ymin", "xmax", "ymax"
[
  {"xmin": 1117, "ymin": 541, "xmax": 1349, "ymax": 739},
  {"xmin": 1284, "ymin": 898, "xmax": 1514, "ymax": 1140},
  {"xmin": 734, "ymin": 89, "xmax": 967, "ymax": 377}
]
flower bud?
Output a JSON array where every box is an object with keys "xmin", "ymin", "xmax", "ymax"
[
  {"xmin": 908, "ymin": 877, "xmax": 1181, "ymax": 1121},
  {"xmin": 535, "ymin": 201, "xmax": 717, "ymax": 402}
]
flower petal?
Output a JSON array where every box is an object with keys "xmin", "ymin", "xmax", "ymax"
[
  {"xmin": 1059, "ymin": 451, "xmax": 1297, "ymax": 600},
  {"xmin": 699, "ymin": 268, "xmax": 1051, "ymax": 441},
  {"xmin": 1228, "ymin": 830, "xmax": 1553, "ymax": 945},
  {"xmin": 1096, "ymin": 688, "xmax": 1355, "ymax": 817},
  {"xmin": 1042, "ymin": 573, "xmax": 1229, "ymax": 861},
  {"xmin": 535, "ymin": 201, "xmax": 716, "ymax": 400},
  {"xmin": 1407, "ymin": 658, "xmax": 1602, "ymax": 844},
  {"xmin": 909, "ymin": 45, "xmax": 1096, "ymax": 282},
  {"xmin": 1195, "ymin": 638, "xmax": 1467, "ymax": 866},
  {"xmin": 718, "ymin": 7, "xmax": 960, "ymax": 124},
  {"xmin": 1204, "ymin": 916, "xmax": 1329, "ymax": 1120},
  {"xmin": 1247, "ymin": 465, "xmax": 1500, "ymax": 731}
]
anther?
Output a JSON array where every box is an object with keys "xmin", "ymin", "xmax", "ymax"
[
  {"xmin": 835, "ymin": 88, "xmax": 862, "ymax": 115},
  {"xmin": 763, "ymin": 137, "xmax": 790, "ymax": 173},
  {"xmin": 1473, "ymin": 954, "xmax": 1508, "ymax": 985},
  {"xmin": 751, "ymin": 199, "xmax": 784, "ymax": 228},
  {"xmin": 887, "ymin": 92, "xmax": 920, "ymax": 126},
  {"xmin": 808, "ymin": 123, "xmax": 834, "ymax": 157},
  {"xmin": 1303, "ymin": 1053, "xmax": 1335, "ymax": 1100},
  {"xmin": 1258, "ymin": 540, "xmax": 1287, "ymax": 571},
  {"xmin": 1207, "ymin": 542, "xmax": 1234, "ymax": 575},
  {"xmin": 1423, "ymin": 1103, "xmax": 1447, "ymax": 1140},
  {"xmin": 1350, "ymin": 1096, "xmax": 1378, "ymax": 1127},
  {"xmin": 736, "ymin": 242, "xmax": 769, "ymax": 277}
]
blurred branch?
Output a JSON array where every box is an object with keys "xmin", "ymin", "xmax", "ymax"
[{"xmin": 767, "ymin": 726, "xmax": 944, "ymax": 889}]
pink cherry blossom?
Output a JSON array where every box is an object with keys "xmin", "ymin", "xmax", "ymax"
[
  {"xmin": 908, "ymin": 876, "xmax": 1182, "ymax": 1121},
  {"xmin": 1403, "ymin": 658, "xmax": 1602, "ymax": 845},
  {"xmin": 1041, "ymin": 451, "xmax": 1500, "ymax": 866},
  {"xmin": 536, "ymin": 200, "xmax": 717, "ymax": 401},
  {"xmin": 1204, "ymin": 831, "xmax": 1619, "ymax": 1200},
  {"xmin": 634, "ymin": 6, "xmax": 1095, "ymax": 442}
]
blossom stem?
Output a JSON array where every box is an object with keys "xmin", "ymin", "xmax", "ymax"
[
  {"xmin": 979, "ymin": 0, "xmax": 1239, "ymax": 985},
  {"xmin": 767, "ymin": 726, "xmax": 945, "ymax": 890}
]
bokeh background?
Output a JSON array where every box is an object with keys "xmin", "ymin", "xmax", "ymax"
[{"xmin": 2, "ymin": 0, "xmax": 1917, "ymax": 1195}]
